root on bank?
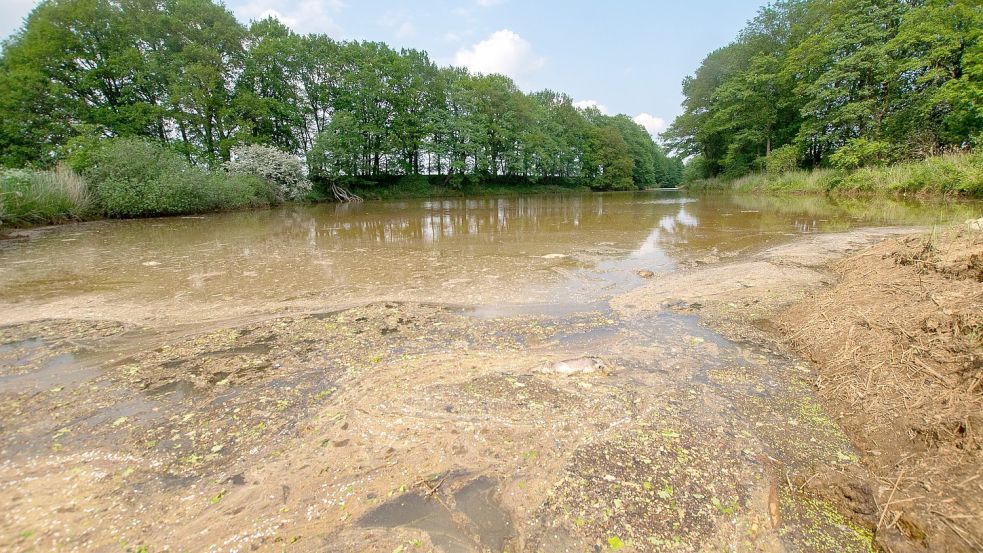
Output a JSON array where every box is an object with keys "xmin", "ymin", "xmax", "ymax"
[{"xmin": 331, "ymin": 183, "xmax": 363, "ymax": 203}]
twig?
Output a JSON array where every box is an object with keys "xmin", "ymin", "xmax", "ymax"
[
  {"xmin": 877, "ymin": 469, "xmax": 904, "ymax": 531},
  {"xmin": 931, "ymin": 510, "xmax": 983, "ymax": 551},
  {"xmin": 414, "ymin": 474, "xmax": 452, "ymax": 512}
]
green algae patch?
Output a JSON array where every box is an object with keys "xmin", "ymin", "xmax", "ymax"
[
  {"xmin": 538, "ymin": 422, "xmax": 752, "ymax": 551},
  {"xmin": 778, "ymin": 488, "xmax": 875, "ymax": 552},
  {"xmin": 736, "ymin": 382, "xmax": 855, "ymax": 468}
]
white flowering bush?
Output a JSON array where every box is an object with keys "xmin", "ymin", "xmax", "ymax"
[{"xmin": 225, "ymin": 144, "xmax": 311, "ymax": 201}]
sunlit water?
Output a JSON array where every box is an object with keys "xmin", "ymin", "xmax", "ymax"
[{"xmin": 0, "ymin": 190, "xmax": 979, "ymax": 324}]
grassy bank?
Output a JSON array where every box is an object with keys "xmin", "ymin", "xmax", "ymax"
[
  {"xmin": 684, "ymin": 152, "xmax": 983, "ymax": 197},
  {"xmin": 0, "ymin": 140, "xmax": 295, "ymax": 229},
  {"xmin": 0, "ymin": 166, "xmax": 91, "ymax": 227}
]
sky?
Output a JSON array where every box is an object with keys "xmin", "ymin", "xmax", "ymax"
[{"xmin": 0, "ymin": 0, "xmax": 766, "ymax": 137}]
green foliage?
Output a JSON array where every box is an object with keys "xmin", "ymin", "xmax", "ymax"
[
  {"xmin": 685, "ymin": 152, "xmax": 983, "ymax": 198},
  {"xmin": 0, "ymin": 165, "xmax": 91, "ymax": 226},
  {"xmin": 0, "ymin": 0, "xmax": 683, "ymax": 193},
  {"xmin": 666, "ymin": 0, "xmax": 983, "ymax": 178},
  {"xmin": 345, "ymin": 175, "xmax": 589, "ymax": 200},
  {"xmin": 584, "ymin": 124, "xmax": 635, "ymax": 190},
  {"xmin": 828, "ymin": 139, "xmax": 892, "ymax": 170},
  {"xmin": 225, "ymin": 144, "xmax": 310, "ymax": 201},
  {"xmin": 83, "ymin": 138, "xmax": 273, "ymax": 218},
  {"xmin": 682, "ymin": 156, "xmax": 709, "ymax": 183},
  {"xmin": 766, "ymin": 145, "xmax": 801, "ymax": 176},
  {"xmin": 831, "ymin": 152, "xmax": 983, "ymax": 196},
  {"xmin": 686, "ymin": 168, "xmax": 835, "ymax": 194},
  {"xmin": 0, "ymin": 0, "xmax": 246, "ymax": 165}
]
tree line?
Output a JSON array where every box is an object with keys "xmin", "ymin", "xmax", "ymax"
[
  {"xmin": 665, "ymin": 0, "xmax": 982, "ymax": 180},
  {"xmin": 0, "ymin": 0, "xmax": 683, "ymax": 190}
]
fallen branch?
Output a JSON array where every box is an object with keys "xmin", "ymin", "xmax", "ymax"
[{"xmin": 331, "ymin": 183, "xmax": 363, "ymax": 203}]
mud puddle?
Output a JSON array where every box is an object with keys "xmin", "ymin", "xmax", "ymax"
[{"xmin": 360, "ymin": 475, "xmax": 514, "ymax": 553}]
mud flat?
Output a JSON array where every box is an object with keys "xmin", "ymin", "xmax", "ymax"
[
  {"xmin": 0, "ymin": 302, "xmax": 866, "ymax": 552},
  {"xmin": 0, "ymin": 226, "xmax": 938, "ymax": 553}
]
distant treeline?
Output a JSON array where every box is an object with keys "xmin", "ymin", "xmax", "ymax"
[
  {"xmin": 665, "ymin": 0, "xmax": 982, "ymax": 180},
  {"xmin": 0, "ymin": 0, "xmax": 683, "ymax": 190}
]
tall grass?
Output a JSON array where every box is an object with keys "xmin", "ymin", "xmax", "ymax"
[
  {"xmin": 684, "ymin": 152, "xmax": 983, "ymax": 197},
  {"xmin": 0, "ymin": 165, "xmax": 91, "ymax": 227}
]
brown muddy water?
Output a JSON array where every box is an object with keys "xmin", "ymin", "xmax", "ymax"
[{"xmin": 0, "ymin": 191, "xmax": 979, "ymax": 552}]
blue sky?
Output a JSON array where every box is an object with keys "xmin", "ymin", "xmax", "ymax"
[{"xmin": 1, "ymin": 0, "xmax": 765, "ymax": 135}]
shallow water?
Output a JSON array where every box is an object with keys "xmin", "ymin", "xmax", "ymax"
[
  {"xmin": 0, "ymin": 191, "xmax": 978, "ymax": 322},
  {"xmin": 359, "ymin": 475, "xmax": 514, "ymax": 553}
]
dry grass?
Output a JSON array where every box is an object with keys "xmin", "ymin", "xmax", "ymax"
[
  {"xmin": 0, "ymin": 164, "xmax": 91, "ymax": 226},
  {"xmin": 778, "ymin": 224, "xmax": 983, "ymax": 552}
]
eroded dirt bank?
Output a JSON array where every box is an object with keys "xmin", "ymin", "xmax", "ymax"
[
  {"xmin": 0, "ymin": 224, "xmax": 962, "ymax": 553},
  {"xmin": 777, "ymin": 227, "xmax": 983, "ymax": 552},
  {"xmin": 619, "ymin": 223, "xmax": 983, "ymax": 552}
]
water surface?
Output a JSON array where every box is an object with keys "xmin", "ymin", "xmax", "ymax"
[{"xmin": 0, "ymin": 190, "xmax": 978, "ymax": 323}]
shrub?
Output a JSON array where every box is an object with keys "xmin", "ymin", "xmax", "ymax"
[
  {"xmin": 225, "ymin": 144, "xmax": 311, "ymax": 201},
  {"xmin": 207, "ymin": 172, "xmax": 275, "ymax": 209},
  {"xmin": 766, "ymin": 144, "xmax": 800, "ymax": 176},
  {"xmin": 829, "ymin": 138, "xmax": 892, "ymax": 170},
  {"xmin": 681, "ymin": 155, "xmax": 708, "ymax": 183},
  {"xmin": 84, "ymin": 138, "xmax": 274, "ymax": 217},
  {"xmin": 0, "ymin": 165, "xmax": 90, "ymax": 226}
]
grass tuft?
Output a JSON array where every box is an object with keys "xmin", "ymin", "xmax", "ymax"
[{"xmin": 0, "ymin": 165, "xmax": 91, "ymax": 227}]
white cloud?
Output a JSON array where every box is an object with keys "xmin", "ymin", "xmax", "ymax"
[
  {"xmin": 454, "ymin": 29, "xmax": 545, "ymax": 78},
  {"xmin": 379, "ymin": 11, "xmax": 415, "ymax": 39},
  {"xmin": 573, "ymin": 100, "xmax": 609, "ymax": 115},
  {"xmin": 633, "ymin": 113, "xmax": 667, "ymax": 136},
  {"xmin": 395, "ymin": 21, "xmax": 414, "ymax": 38},
  {"xmin": 476, "ymin": 0, "xmax": 507, "ymax": 6},
  {"xmin": 232, "ymin": 0, "xmax": 344, "ymax": 36}
]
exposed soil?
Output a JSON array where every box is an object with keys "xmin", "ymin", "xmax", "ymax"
[
  {"xmin": 777, "ymin": 224, "xmax": 983, "ymax": 552},
  {"xmin": 611, "ymin": 227, "xmax": 920, "ymax": 345},
  {"xmin": 619, "ymin": 222, "xmax": 983, "ymax": 552}
]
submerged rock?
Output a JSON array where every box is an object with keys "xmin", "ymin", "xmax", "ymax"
[{"xmin": 537, "ymin": 356, "xmax": 607, "ymax": 375}]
